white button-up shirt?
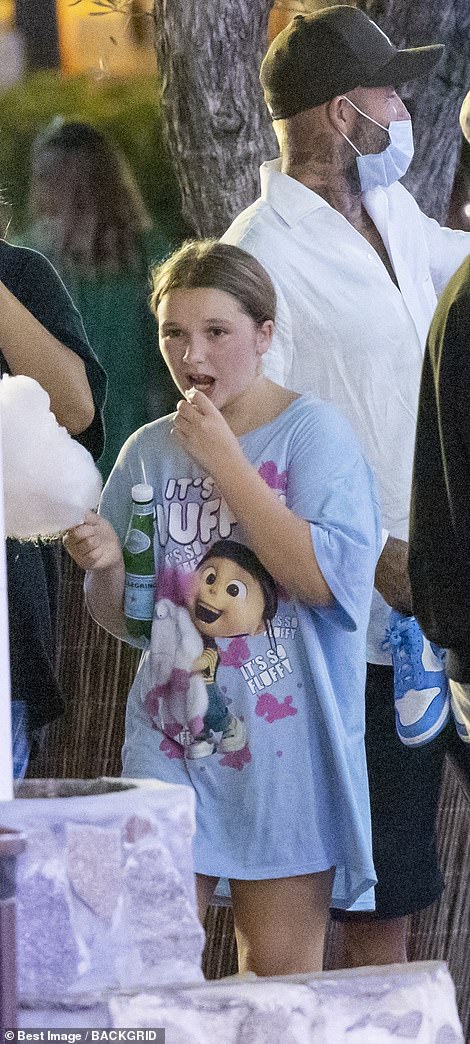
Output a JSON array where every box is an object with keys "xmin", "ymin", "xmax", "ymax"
[{"xmin": 223, "ymin": 159, "xmax": 470, "ymax": 661}]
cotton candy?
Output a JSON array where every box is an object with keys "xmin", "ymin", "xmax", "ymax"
[{"xmin": 0, "ymin": 373, "xmax": 102, "ymax": 539}]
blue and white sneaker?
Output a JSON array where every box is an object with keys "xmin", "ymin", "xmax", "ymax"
[{"xmin": 384, "ymin": 611, "xmax": 450, "ymax": 748}]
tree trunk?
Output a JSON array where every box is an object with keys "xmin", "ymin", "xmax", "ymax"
[
  {"xmin": 153, "ymin": 0, "xmax": 276, "ymax": 237},
  {"xmin": 358, "ymin": 0, "xmax": 470, "ymax": 222},
  {"xmin": 14, "ymin": 0, "xmax": 60, "ymax": 70},
  {"xmin": 154, "ymin": 0, "xmax": 469, "ymax": 229}
]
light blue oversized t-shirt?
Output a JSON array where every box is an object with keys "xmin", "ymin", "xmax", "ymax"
[{"xmin": 99, "ymin": 396, "xmax": 381, "ymax": 910}]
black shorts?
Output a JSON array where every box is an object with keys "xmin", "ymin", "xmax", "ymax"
[{"xmin": 331, "ymin": 663, "xmax": 448, "ymax": 921}]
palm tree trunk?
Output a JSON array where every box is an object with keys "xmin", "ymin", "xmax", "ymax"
[{"xmin": 14, "ymin": 0, "xmax": 60, "ymax": 70}]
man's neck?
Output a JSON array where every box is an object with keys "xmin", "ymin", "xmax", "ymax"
[
  {"xmin": 281, "ymin": 147, "xmax": 399, "ymax": 287},
  {"xmin": 281, "ymin": 150, "xmax": 363, "ymax": 224}
]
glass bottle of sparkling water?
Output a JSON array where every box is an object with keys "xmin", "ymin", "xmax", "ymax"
[{"xmin": 123, "ymin": 483, "xmax": 155, "ymax": 639}]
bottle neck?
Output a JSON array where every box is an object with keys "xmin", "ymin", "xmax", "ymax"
[{"xmin": 132, "ymin": 500, "xmax": 154, "ymax": 516}]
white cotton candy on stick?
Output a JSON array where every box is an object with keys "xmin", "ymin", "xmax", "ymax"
[{"xmin": 0, "ymin": 373, "xmax": 102, "ymax": 539}]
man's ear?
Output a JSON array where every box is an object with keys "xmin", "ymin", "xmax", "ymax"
[{"xmin": 328, "ymin": 95, "xmax": 351, "ymax": 134}]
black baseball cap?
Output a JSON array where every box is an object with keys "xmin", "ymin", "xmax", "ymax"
[{"xmin": 261, "ymin": 5, "xmax": 444, "ymax": 120}]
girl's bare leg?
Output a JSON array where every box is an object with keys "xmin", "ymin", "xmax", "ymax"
[
  {"xmin": 195, "ymin": 873, "xmax": 219, "ymax": 924},
  {"xmin": 333, "ymin": 914, "xmax": 408, "ymax": 967},
  {"xmin": 230, "ymin": 869, "xmax": 334, "ymax": 977}
]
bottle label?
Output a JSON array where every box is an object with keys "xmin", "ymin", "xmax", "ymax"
[
  {"xmin": 132, "ymin": 501, "xmax": 154, "ymax": 516},
  {"xmin": 125, "ymin": 529, "xmax": 152, "ymax": 554},
  {"xmin": 124, "ymin": 574, "xmax": 155, "ymax": 620}
]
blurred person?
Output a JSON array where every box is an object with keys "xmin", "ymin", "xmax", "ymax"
[
  {"xmin": 409, "ymin": 256, "xmax": 470, "ymax": 748},
  {"xmin": 410, "ymin": 89, "xmax": 470, "ymax": 759},
  {"xmin": 447, "ymin": 93, "xmax": 470, "ymax": 231},
  {"xmin": 25, "ymin": 119, "xmax": 178, "ymax": 481},
  {"xmin": 223, "ymin": 5, "xmax": 470, "ymax": 967}
]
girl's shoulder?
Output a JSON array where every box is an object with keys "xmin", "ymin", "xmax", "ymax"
[
  {"xmin": 246, "ymin": 393, "xmax": 375, "ymax": 491},
  {"xmin": 289, "ymin": 391, "xmax": 348, "ymax": 423},
  {"xmin": 131, "ymin": 411, "xmax": 176, "ymax": 441},
  {"xmin": 118, "ymin": 412, "xmax": 177, "ymax": 459},
  {"xmin": 289, "ymin": 395, "xmax": 372, "ymax": 470},
  {"xmin": 105, "ymin": 412, "xmax": 184, "ymax": 488},
  {"xmin": 249, "ymin": 393, "xmax": 358, "ymax": 449}
]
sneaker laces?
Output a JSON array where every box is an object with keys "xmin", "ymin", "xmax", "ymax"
[
  {"xmin": 382, "ymin": 623, "xmax": 422, "ymax": 689},
  {"xmin": 383, "ymin": 620, "xmax": 446, "ymax": 691}
]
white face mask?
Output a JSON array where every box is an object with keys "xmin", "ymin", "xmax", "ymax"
[{"xmin": 339, "ymin": 96, "xmax": 414, "ymax": 192}]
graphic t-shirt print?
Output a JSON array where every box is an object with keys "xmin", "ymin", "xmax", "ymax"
[{"xmin": 144, "ymin": 462, "xmax": 299, "ymax": 766}]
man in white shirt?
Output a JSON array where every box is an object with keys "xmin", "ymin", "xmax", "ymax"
[{"xmin": 223, "ymin": 4, "xmax": 470, "ymax": 967}]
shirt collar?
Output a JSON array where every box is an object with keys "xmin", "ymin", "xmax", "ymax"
[{"xmin": 260, "ymin": 158, "xmax": 332, "ymax": 226}]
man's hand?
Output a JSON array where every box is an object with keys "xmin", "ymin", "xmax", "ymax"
[
  {"xmin": 375, "ymin": 536, "xmax": 412, "ymax": 614},
  {"xmin": 63, "ymin": 510, "xmax": 122, "ymax": 572}
]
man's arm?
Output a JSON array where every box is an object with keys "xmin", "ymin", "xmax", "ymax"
[
  {"xmin": 375, "ymin": 535, "xmax": 412, "ymax": 614},
  {"xmin": 420, "ymin": 210, "xmax": 470, "ymax": 298},
  {"xmin": 0, "ymin": 279, "xmax": 95, "ymax": 435}
]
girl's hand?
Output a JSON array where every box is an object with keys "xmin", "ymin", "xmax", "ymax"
[
  {"xmin": 63, "ymin": 510, "xmax": 122, "ymax": 571},
  {"xmin": 172, "ymin": 390, "xmax": 243, "ymax": 474}
]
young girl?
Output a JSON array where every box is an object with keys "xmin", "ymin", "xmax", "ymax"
[{"xmin": 64, "ymin": 240, "xmax": 380, "ymax": 976}]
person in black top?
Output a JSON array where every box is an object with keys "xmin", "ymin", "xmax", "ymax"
[
  {"xmin": 0, "ymin": 239, "xmax": 107, "ymax": 775},
  {"xmin": 410, "ymin": 92, "xmax": 470, "ymax": 750},
  {"xmin": 409, "ymin": 253, "xmax": 470, "ymax": 746}
]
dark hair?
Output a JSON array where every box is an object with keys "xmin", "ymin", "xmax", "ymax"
[
  {"xmin": 29, "ymin": 118, "xmax": 152, "ymax": 275},
  {"xmin": 150, "ymin": 239, "xmax": 277, "ymax": 326},
  {"xmin": 197, "ymin": 539, "xmax": 278, "ymax": 644}
]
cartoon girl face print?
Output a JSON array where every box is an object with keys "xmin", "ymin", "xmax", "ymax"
[{"xmin": 190, "ymin": 555, "xmax": 267, "ymax": 639}]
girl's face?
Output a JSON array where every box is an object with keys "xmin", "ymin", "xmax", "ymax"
[
  {"xmin": 30, "ymin": 147, "xmax": 73, "ymax": 221},
  {"xmin": 158, "ymin": 287, "xmax": 273, "ymax": 413}
]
